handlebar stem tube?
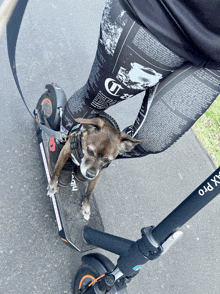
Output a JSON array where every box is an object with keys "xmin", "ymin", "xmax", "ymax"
[{"xmin": 152, "ymin": 167, "xmax": 220, "ymax": 245}]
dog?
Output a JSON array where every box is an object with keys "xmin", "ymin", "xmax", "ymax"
[{"xmin": 47, "ymin": 117, "xmax": 143, "ymax": 220}]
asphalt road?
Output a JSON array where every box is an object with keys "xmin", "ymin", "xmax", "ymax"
[{"xmin": 1, "ymin": 1, "xmax": 219, "ymax": 293}]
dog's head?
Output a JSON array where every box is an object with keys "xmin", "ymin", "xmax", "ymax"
[{"xmin": 75, "ymin": 117, "xmax": 144, "ymax": 180}]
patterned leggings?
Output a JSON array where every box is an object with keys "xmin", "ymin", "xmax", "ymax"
[{"xmin": 62, "ymin": 0, "xmax": 220, "ymax": 157}]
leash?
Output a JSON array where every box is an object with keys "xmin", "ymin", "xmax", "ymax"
[{"xmin": 6, "ymin": 0, "xmax": 64, "ymax": 141}]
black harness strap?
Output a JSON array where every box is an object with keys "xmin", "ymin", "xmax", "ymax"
[
  {"xmin": 69, "ymin": 124, "xmax": 84, "ymax": 166},
  {"xmin": 6, "ymin": 0, "xmax": 64, "ymax": 141}
]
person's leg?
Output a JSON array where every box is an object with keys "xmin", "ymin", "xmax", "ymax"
[
  {"xmin": 118, "ymin": 64, "xmax": 220, "ymax": 158},
  {"xmin": 61, "ymin": 0, "xmax": 185, "ymax": 133}
]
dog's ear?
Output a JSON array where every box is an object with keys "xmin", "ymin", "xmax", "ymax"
[
  {"xmin": 119, "ymin": 133, "xmax": 145, "ymax": 153},
  {"xmin": 75, "ymin": 118, "xmax": 105, "ymax": 132}
]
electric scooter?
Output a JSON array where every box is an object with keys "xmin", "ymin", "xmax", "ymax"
[{"xmin": 34, "ymin": 84, "xmax": 220, "ymax": 294}]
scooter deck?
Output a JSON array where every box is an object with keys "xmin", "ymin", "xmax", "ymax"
[{"xmin": 36, "ymin": 126, "xmax": 104, "ymax": 252}]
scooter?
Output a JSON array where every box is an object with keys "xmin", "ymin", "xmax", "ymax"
[{"xmin": 34, "ymin": 84, "xmax": 220, "ymax": 294}]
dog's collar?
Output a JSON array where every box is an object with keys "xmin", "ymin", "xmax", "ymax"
[{"xmin": 69, "ymin": 124, "xmax": 84, "ymax": 166}]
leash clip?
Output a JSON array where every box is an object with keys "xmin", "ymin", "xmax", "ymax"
[
  {"xmin": 59, "ymin": 132, "xmax": 68, "ymax": 143},
  {"xmin": 70, "ymin": 123, "xmax": 82, "ymax": 134}
]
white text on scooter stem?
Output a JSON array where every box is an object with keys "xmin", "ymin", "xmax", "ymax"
[{"xmin": 198, "ymin": 172, "xmax": 220, "ymax": 196}]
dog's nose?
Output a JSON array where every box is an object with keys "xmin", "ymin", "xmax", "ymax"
[{"xmin": 86, "ymin": 170, "xmax": 96, "ymax": 179}]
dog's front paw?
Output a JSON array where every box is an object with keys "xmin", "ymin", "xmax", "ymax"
[
  {"xmin": 81, "ymin": 201, "xmax": 91, "ymax": 221},
  {"xmin": 47, "ymin": 182, "xmax": 58, "ymax": 197}
]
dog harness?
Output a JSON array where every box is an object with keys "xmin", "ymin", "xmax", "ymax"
[{"xmin": 69, "ymin": 124, "xmax": 84, "ymax": 166}]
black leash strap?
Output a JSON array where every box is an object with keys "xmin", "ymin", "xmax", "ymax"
[{"xmin": 6, "ymin": 0, "xmax": 64, "ymax": 141}]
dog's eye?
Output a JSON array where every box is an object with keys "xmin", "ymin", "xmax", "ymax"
[{"xmin": 87, "ymin": 146, "xmax": 95, "ymax": 157}]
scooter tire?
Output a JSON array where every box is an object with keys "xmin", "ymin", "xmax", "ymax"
[
  {"xmin": 36, "ymin": 89, "xmax": 63, "ymax": 131},
  {"xmin": 73, "ymin": 264, "xmax": 100, "ymax": 294},
  {"xmin": 36, "ymin": 91, "xmax": 55, "ymax": 119}
]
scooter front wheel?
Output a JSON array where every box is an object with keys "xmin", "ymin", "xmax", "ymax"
[{"xmin": 73, "ymin": 263, "xmax": 100, "ymax": 294}]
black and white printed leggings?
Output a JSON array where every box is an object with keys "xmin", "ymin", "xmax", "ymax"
[{"xmin": 62, "ymin": 0, "xmax": 220, "ymax": 158}]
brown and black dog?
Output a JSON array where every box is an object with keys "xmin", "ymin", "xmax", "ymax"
[{"xmin": 47, "ymin": 117, "xmax": 143, "ymax": 220}]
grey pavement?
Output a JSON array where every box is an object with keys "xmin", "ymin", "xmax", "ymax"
[{"xmin": 0, "ymin": 1, "xmax": 219, "ymax": 293}]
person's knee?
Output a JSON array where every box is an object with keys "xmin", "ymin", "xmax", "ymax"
[{"xmin": 136, "ymin": 139, "xmax": 171, "ymax": 156}]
